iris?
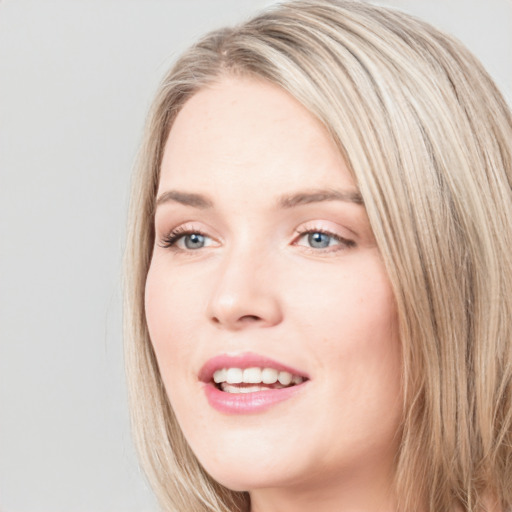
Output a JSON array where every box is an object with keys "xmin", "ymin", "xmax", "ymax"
[
  {"xmin": 308, "ymin": 232, "xmax": 332, "ymax": 249},
  {"xmin": 184, "ymin": 233, "xmax": 205, "ymax": 249}
]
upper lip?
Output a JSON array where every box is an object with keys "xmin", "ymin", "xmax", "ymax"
[{"xmin": 199, "ymin": 352, "xmax": 310, "ymax": 383}]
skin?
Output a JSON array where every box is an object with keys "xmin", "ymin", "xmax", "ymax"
[{"xmin": 145, "ymin": 75, "xmax": 403, "ymax": 512}]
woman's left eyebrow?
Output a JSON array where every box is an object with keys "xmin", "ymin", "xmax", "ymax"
[{"xmin": 278, "ymin": 189, "xmax": 364, "ymax": 208}]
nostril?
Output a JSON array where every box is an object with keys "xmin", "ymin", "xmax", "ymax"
[
  {"xmin": 239, "ymin": 315, "xmax": 262, "ymax": 323},
  {"xmin": 212, "ymin": 314, "xmax": 262, "ymax": 323}
]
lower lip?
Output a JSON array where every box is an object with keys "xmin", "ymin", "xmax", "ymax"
[{"xmin": 203, "ymin": 382, "xmax": 307, "ymax": 414}]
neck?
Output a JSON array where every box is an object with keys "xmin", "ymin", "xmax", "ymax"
[{"xmin": 249, "ymin": 462, "xmax": 399, "ymax": 512}]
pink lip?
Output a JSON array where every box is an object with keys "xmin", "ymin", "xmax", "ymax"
[
  {"xmin": 199, "ymin": 352, "xmax": 310, "ymax": 415},
  {"xmin": 203, "ymin": 382, "xmax": 307, "ymax": 414}
]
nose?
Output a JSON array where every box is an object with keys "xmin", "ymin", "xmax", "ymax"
[{"xmin": 207, "ymin": 249, "xmax": 283, "ymax": 330}]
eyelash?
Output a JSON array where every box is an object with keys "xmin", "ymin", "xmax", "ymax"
[
  {"xmin": 158, "ymin": 226, "xmax": 211, "ymax": 249},
  {"xmin": 158, "ymin": 226, "xmax": 356, "ymax": 252},
  {"xmin": 293, "ymin": 227, "xmax": 356, "ymax": 252}
]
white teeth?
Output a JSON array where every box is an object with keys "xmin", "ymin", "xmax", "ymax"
[
  {"xmin": 243, "ymin": 367, "xmax": 262, "ymax": 383},
  {"xmin": 292, "ymin": 375, "xmax": 304, "ymax": 385},
  {"xmin": 212, "ymin": 366, "xmax": 306, "ymax": 391},
  {"xmin": 226, "ymin": 368, "xmax": 243, "ymax": 384},
  {"xmin": 213, "ymin": 369, "xmax": 226, "ymax": 383},
  {"xmin": 278, "ymin": 371, "xmax": 293, "ymax": 385},
  {"xmin": 261, "ymin": 368, "xmax": 278, "ymax": 384},
  {"xmin": 221, "ymin": 383, "xmax": 273, "ymax": 394}
]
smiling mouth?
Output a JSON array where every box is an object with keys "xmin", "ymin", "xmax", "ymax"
[{"xmin": 213, "ymin": 367, "xmax": 307, "ymax": 394}]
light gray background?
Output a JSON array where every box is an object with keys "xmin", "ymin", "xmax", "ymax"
[{"xmin": 1, "ymin": 1, "xmax": 510, "ymax": 511}]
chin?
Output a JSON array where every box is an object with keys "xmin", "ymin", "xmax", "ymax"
[
  {"xmin": 203, "ymin": 461, "xmax": 299, "ymax": 493},
  {"xmin": 188, "ymin": 429, "xmax": 309, "ymax": 492}
]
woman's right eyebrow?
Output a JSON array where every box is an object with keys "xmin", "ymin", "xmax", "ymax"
[{"xmin": 155, "ymin": 190, "xmax": 213, "ymax": 209}]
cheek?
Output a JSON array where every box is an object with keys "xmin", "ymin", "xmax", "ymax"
[
  {"xmin": 286, "ymin": 255, "xmax": 401, "ymax": 409},
  {"xmin": 144, "ymin": 260, "xmax": 198, "ymax": 374},
  {"xmin": 144, "ymin": 262, "xmax": 204, "ymax": 432},
  {"xmin": 145, "ymin": 263, "xmax": 171, "ymax": 346},
  {"xmin": 286, "ymin": 253, "xmax": 398, "ymax": 343}
]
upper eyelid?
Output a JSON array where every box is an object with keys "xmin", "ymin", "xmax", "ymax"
[
  {"xmin": 164, "ymin": 228, "xmax": 211, "ymax": 240},
  {"xmin": 294, "ymin": 229, "xmax": 355, "ymax": 245},
  {"xmin": 294, "ymin": 223, "xmax": 355, "ymax": 240},
  {"xmin": 158, "ymin": 222, "xmax": 356, "ymax": 247},
  {"xmin": 295, "ymin": 218, "xmax": 359, "ymax": 238}
]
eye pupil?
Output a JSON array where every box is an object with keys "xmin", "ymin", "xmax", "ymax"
[
  {"xmin": 185, "ymin": 233, "xmax": 205, "ymax": 249},
  {"xmin": 308, "ymin": 232, "xmax": 330, "ymax": 248}
]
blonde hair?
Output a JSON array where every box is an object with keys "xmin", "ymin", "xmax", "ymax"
[{"xmin": 124, "ymin": 1, "xmax": 512, "ymax": 511}]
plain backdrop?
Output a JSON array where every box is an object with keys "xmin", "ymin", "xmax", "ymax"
[{"xmin": 0, "ymin": 1, "xmax": 510, "ymax": 511}]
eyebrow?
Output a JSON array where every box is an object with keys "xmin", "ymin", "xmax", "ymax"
[
  {"xmin": 155, "ymin": 188, "xmax": 364, "ymax": 209},
  {"xmin": 278, "ymin": 189, "xmax": 364, "ymax": 208},
  {"xmin": 155, "ymin": 190, "xmax": 213, "ymax": 209}
]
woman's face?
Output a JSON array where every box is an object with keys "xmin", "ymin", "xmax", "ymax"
[{"xmin": 145, "ymin": 76, "xmax": 402, "ymax": 503}]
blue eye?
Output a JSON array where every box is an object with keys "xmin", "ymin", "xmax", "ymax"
[
  {"xmin": 307, "ymin": 232, "xmax": 332, "ymax": 248},
  {"xmin": 160, "ymin": 229, "xmax": 215, "ymax": 250},
  {"xmin": 183, "ymin": 233, "xmax": 206, "ymax": 249},
  {"xmin": 295, "ymin": 229, "xmax": 355, "ymax": 251}
]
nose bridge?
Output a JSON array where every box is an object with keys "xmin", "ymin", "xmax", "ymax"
[{"xmin": 207, "ymin": 240, "xmax": 282, "ymax": 329}]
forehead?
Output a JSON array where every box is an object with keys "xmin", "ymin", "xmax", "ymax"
[{"xmin": 159, "ymin": 75, "xmax": 355, "ymax": 196}]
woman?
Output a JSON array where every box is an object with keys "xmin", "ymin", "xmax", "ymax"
[{"xmin": 124, "ymin": 1, "xmax": 512, "ymax": 511}]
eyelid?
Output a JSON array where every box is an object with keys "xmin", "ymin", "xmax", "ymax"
[
  {"xmin": 158, "ymin": 224, "xmax": 220, "ymax": 251},
  {"xmin": 292, "ymin": 224, "xmax": 356, "ymax": 252}
]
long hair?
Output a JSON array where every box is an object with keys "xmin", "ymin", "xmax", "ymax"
[{"xmin": 124, "ymin": 1, "xmax": 512, "ymax": 510}]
